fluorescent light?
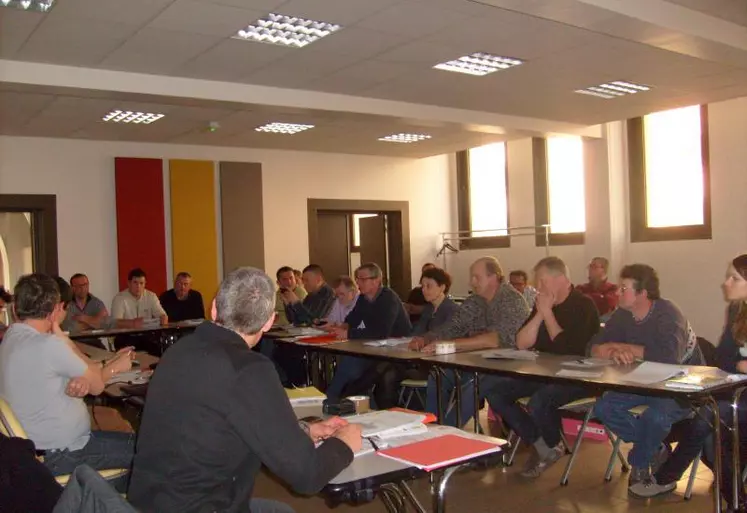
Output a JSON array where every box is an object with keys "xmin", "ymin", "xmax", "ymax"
[
  {"xmin": 102, "ymin": 110, "xmax": 165, "ymax": 124},
  {"xmin": 575, "ymin": 80, "xmax": 651, "ymax": 99},
  {"xmin": 434, "ymin": 52, "xmax": 523, "ymax": 76},
  {"xmin": 233, "ymin": 13, "xmax": 341, "ymax": 48},
  {"xmin": 0, "ymin": 0, "xmax": 54, "ymax": 11},
  {"xmin": 378, "ymin": 133, "xmax": 432, "ymax": 144},
  {"xmin": 255, "ymin": 122, "xmax": 314, "ymax": 134}
]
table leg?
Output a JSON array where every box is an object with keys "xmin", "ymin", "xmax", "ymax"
[
  {"xmin": 432, "ymin": 465, "xmax": 464, "ymax": 513},
  {"xmin": 304, "ymin": 348, "xmax": 312, "ymax": 387},
  {"xmin": 473, "ymin": 372, "xmax": 480, "ymax": 434},
  {"xmin": 399, "ymin": 481, "xmax": 428, "ymax": 513},
  {"xmin": 454, "ymin": 369, "xmax": 463, "ymax": 429},
  {"xmin": 709, "ymin": 395, "xmax": 724, "ymax": 513},
  {"xmin": 435, "ymin": 368, "xmax": 444, "ymax": 425},
  {"xmin": 732, "ymin": 387, "xmax": 746, "ymax": 510}
]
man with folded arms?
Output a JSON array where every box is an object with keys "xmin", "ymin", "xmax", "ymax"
[
  {"xmin": 481, "ymin": 257, "xmax": 600, "ymax": 477},
  {"xmin": 410, "ymin": 256, "xmax": 530, "ymax": 426},
  {"xmin": 591, "ymin": 264, "xmax": 703, "ymax": 496},
  {"xmin": 129, "ymin": 267, "xmax": 361, "ymax": 513},
  {"xmin": 282, "ymin": 264, "xmax": 335, "ymax": 326}
]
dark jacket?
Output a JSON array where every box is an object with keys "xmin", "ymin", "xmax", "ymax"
[
  {"xmin": 0, "ymin": 434, "xmax": 61, "ymax": 513},
  {"xmin": 344, "ymin": 287, "xmax": 412, "ymax": 339},
  {"xmin": 412, "ymin": 297, "xmax": 459, "ymax": 336}
]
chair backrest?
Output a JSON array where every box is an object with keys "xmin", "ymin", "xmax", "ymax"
[
  {"xmin": 697, "ymin": 337, "xmax": 718, "ymax": 367},
  {"xmin": 0, "ymin": 396, "xmax": 29, "ymax": 438}
]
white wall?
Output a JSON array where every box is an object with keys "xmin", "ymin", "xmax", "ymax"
[{"xmin": 0, "ymin": 136, "xmax": 454, "ymax": 308}]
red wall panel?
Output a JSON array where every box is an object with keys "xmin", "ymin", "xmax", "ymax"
[{"xmin": 114, "ymin": 157, "xmax": 168, "ymax": 294}]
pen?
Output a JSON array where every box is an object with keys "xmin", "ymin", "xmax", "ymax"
[{"xmin": 366, "ymin": 437, "xmax": 381, "ymax": 452}]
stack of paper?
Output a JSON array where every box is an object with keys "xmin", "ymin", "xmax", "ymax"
[
  {"xmin": 285, "ymin": 327, "xmax": 326, "ymax": 337},
  {"xmin": 482, "ymin": 349, "xmax": 538, "ymax": 361},
  {"xmin": 363, "ymin": 338, "xmax": 413, "ymax": 347},
  {"xmin": 347, "ymin": 410, "xmax": 426, "ymax": 438},
  {"xmin": 623, "ymin": 362, "xmax": 688, "ymax": 385},
  {"xmin": 286, "ymin": 386, "xmax": 326, "ymax": 405},
  {"xmin": 561, "ymin": 358, "xmax": 615, "ymax": 369}
]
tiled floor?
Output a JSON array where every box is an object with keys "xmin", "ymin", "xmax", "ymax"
[{"xmin": 253, "ymin": 437, "xmax": 717, "ymax": 513}]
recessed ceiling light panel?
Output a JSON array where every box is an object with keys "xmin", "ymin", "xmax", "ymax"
[
  {"xmin": 0, "ymin": 0, "xmax": 55, "ymax": 12},
  {"xmin": 233, "ymin": 13, "xmax": 341, "ymax": 48},
  {"xmin": 378, "ymin": 133, "xmax": 432, "ymax": 144},
  {"xmin": 575, "ymin": 80, "xmax": 651, "ymax": 99},
  {"xmin": 255, "ymin": 122, "xmax": 314, "ymax": 134},
  {"xmin": 102, "ymin": 110, "xmax": 165, "ymax": 124},
  {"xmin": 434, "ymin": 52, "xmax": 523, "ymax": 76}
]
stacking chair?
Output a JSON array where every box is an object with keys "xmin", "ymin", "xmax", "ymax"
[
  {"xmin": 398, "ymin": 379, "xmax": 428, "ymax": 410},
  {"xmin": 0, "ymin": 397, "xmax": 128, "ymax": 486}
]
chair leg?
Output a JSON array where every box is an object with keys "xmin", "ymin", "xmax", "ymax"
[
  {"xmin": 506, "ymin": 431, "xmax": 521, "ymax": 466},
  {"xmin": 683, "ymin": 449, "xmax": 702, "ymax": 500},
  {"xmin": 605, "ymin": 431, "xmax": 623, "ymax": 481},
  {"xmin": 560, "ymin": 408, "xmax": 593, "ymax": 486},
  {"xmin": 397, "ymin": 387, "xmax": 406, "ymax": 407}
]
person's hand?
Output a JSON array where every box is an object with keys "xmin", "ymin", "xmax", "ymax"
[
  {"xmin": 610, "ymin": 347, "xmax": 636, "ymax": 365},
  {"xmin": 421, "ymin": 343, "xmax": 437, "ymax": 355},
  {"xmin": 281, "ymin": 289, "xmax": 299, "ymax": 305},
  {"xmin": 331, "ymin": 326, "xmax": 348, "ymax": 340},
  {"xmin": 65, "ymin": 377, "xmax": 90, "ymax": 397},
  {"xmin": 107, "ymin": 347, "xmax": 135, "ymax": 374},
  {"xmin": 408, "ymin": 337, "xmax": 426, "ymax": 351},
  {"xmin": 737, "ymin": 361, "xmax": 747, "ymax": 374},
  {"xmin": 535, "ymin": 290, "xmax": 555, "ymax": 316},
  {"xmin": 334, "ymin": 423, "xmax": 363, "ymax": 453},
  {"xmin": 309, "ymin": 417, "xmax": 348, "ymax": 442}
]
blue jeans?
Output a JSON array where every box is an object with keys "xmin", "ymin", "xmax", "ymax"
[
  {"xmin": 481, "ymin": 376, "xmax": 587, "ymax": 447},
  {"xmin": 326, "ymin": 356, "xmax": 374, "ymax": 400},
  {"xmin": 250, "ymin": 498, "xmax": 296, "ymax": 513},
  {"xmin": 43, "ymin": 430, "xmax": 135, "ymax": 491},
  {"xmin": 426, "ymin": 370, "xmax": 475, "ymax": 427},
  {"xmin": 594, "ymin": 392, "xmax": 691, "ymax": 468}
]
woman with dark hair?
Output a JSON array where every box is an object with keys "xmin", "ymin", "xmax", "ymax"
[{"xmin": 632, "ymin": 255, "xmax": 747, "ymax": 509}]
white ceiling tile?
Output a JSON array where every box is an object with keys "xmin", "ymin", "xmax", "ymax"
[
  {"xmin": 300, "ymin": 26, "xmax": 413, "ymax": 60},
  {"xmin": 46, "ymin": 0, "xmax": 177, "ymax": 26},
  {"xmin": 375, "ymin": 40, "xmax": 475, "ymax": 64},
  {"xmin": 174, "ymin": 38, "xmax": 294, "ymax": 81},
  {"xmin": 99, "ymin": 28, "xmax": 225, "ymax": 74},
  {"xmin": 275, "ymin": 0, "xmax": 401, "ymax": 25},
  {"xmin": 356, "ymin": 0, "xmax": 472, "ymax": 38},
  {"xmin": 15, "ymin": 17, "xmax": 140, "ymax": 66},
  {"xmin": 147, "ymin": 0, "xmax": 263, "ymax": 37},
  {"xmin": 240, "ymin": 47, "xmax": 363, "ymax": 85},
  {"xmin": 0, "ymin": 9, "xmax": 45, "ymax": 58},
  {"xmin": 191, "ymin": 0, "xmax": 287, "ymax": 10},
  {"xmin": 306, "ymin": 59, "xmax": 413, "ymax": 94},
  {"xmin": 0, "ymin": 92, "xmax": 56, "ymax": 123}
]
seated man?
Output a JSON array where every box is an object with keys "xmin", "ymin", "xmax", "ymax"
[
  {"xmin": 576, "ymin": 257, "xmax": 618, "ymax": 320},
  {"xmin": 159, "ymin": 272, "xmax": 205, "ymax": 322},
  {"xmin": 128, "ymin": 267, "xmax": 361, "ymax": 513},
  {"xmin": 274, "ymin": 266, "xmax": 307, "ymax": 327},
  {"xmin": 481, "ymin": 257, "xmax": 600, "ymax": 477},
  {"xmin": 591, "ymin": 264, "xmax": 703, "ymax": 493},
  {"xmin": 323, "ymin": 276, "xmax": 359, "ymax": 327},
  {"xmin": 0, "ymin": 274, "xmax": 135, "ymax": 487},
  {"xmin": 509, "ymin": 269, "xmax": 538, "ymax": 308},
  {"xmin": 62, "ymin": 273, "xmax": 109, "ymax": 332},
  {"xmin": 410, "ymin": 256, "xmax": 530, "ymax": 426},
  {"xmin": 281, "ymin": 264, "xmax": 335, "ymax": 326},
  {"xmin": 327, "ymin": 263, "xmax": 412, "ymax": 401},
  {"xmin": 111, "ymin": 268, "xmax": 168, "ymax": 326}
]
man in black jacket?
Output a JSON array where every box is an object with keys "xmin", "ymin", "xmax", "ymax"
[{"xmin": 128, "ymin": 267, "xmax": 361, "ymax": 513}]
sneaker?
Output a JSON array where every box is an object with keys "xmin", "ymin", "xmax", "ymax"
[
  {"xmin": 651, "ymin": 443, "xmax": 672, "ymax": 475},
  {"xmin": 628, "ymin": 465, "xmax": 651, "ymax": 487},
  {"xmin": 629, "ymin": 476, "xmax": 676, "ymax": 498},
  {"xmin": 520, "ymin": 444, "xmax": 565, "ymax": 478}
]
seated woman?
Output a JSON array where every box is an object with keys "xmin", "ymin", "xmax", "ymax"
[
  {"xmin": 631, "ymin": 254, "xmax": 747, "ymax": 506},
  {"xmin": 361, "ymin": 267, "xmax": 458, "ymax": 409}
]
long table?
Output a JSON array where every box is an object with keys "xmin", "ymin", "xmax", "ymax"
[
  {"xmin": 422, "ymin": 350, "xmax": 747, "ymax": 513},
  {"xmin": 69, "ymin": 320, "xmax": 202, "ymax": 355}
]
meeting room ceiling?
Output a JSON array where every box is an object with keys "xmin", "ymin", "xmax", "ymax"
[{"xmin": 2, "ymin": 0, "xmax": 747, "ymax": 157}]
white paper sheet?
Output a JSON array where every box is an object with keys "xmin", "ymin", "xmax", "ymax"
[
  {"xmin": 482, "ymin": 349, "xmax": 538, "ymax": 361},
  {"xmin": 556, "ymin": 369, "xmax": 604, "ymax": 379},
  {"xmin": 346, "ymin": 410, "xmax": 425, "ymax": 438},
  {"xmin": 363, "ymin": 338, "xmax": 413, "ymax": 347},
  {"xmin": 560, "ymin": 358, "xmax": 615, "ymax": 369},
  {"xmin": 622, "ymin": 362, "xmax": 688, "ymax": 385}
]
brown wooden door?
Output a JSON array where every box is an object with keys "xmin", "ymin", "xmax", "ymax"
[
  {"xmin": 314, "ymin": 213, "xmax": 350, "ymax": 281},
  {"xmin": 359, "ymin": 215, "xmax": 388, "ymax": 285}
]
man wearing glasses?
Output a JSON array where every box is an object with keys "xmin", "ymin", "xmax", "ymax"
[
  {"xmin": 591, "ymin": 264, "xmax": 703, "ymax": 497},
  {"xmin": 326, "ymin": 263, "xmax": 411, "ymax": 400}
]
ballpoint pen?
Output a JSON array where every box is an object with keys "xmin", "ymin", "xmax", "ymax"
[{"xmin": 366, "ymin": 437, "xmax": 381, "ymax": 452}]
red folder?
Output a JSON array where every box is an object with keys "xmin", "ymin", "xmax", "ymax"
[
  {"xmin": 377, "ymin": 434, "xmax": 502, "ymax": 471},
  {"xmin": 295, "ymin": 334, "xmax": 342, "ymax": 345}
]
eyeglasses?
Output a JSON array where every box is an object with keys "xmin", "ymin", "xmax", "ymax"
[
  {"xmin": 619, "ymin": 286, "xmax": 633, "ymax": 293},
  {"xmin": 355, "ymin": 276, "xmax": 376, "ymax": 282}
]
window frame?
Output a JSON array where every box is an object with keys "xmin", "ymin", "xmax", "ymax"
[
  {"xmin": 532, "ymin": 137, "xmax": 586, "ymax": 247},
  {"xmin": 456, "ymin": 146, "xmax": 511, "ymax": 250},
  {"xmin": 627, "ymin": 104, "xmax": 712, "ymax": 243}
]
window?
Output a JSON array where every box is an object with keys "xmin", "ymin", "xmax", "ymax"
[
  {"xmin": 533, "ymin": 137, "xmax": 586, "ymax": 246},
  {"xmin": 456, "ymin": 142, "xmax": 510, "ymax": 249},
  {"xmin": 628, "ymin": 105, "xmax": 711, "ymax": 242}
]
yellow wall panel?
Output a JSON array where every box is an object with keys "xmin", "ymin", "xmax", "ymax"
[{"xmin": 169, "ymin": 159, "xmax": 219, "ymax": 315}]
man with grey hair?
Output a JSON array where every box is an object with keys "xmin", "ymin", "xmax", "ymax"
[
  {"xmin": 129, "ymin": 267, "xmax": 361, "ymax": 513},
  {"xmin": 410, "ymin": 256, "xmax": 530, "ymax": 426},
  {"xmin": 159, "ymin": 271, "xmax": 206, "ymax": 322},
  {"xmin": 481, "ymin": 256, "xmax": 600, "ymax": 478}
]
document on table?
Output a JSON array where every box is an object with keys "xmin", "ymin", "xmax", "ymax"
[
  {"xmin": 284, "ymin": 327, "xmax": 326, "ymax": 337},
  {"xmin": 363, "ymin": 337, "xmax": 413, "ymax": 347},
  {"xmin": 556, "ymin": 369, "xmax": 604, "ymax": 379},
  {"xmin": 346, "ymin": 410, "xmax": 425, "ymax": 438},
  {"xmin": 106, "ymin": 371, "xmax": 149, "ymax": 385},
  {"xmin": 482, "ymin": 349, "xmax": 538, "ymax": 360},
  {"xmin": 622, "ymin": 362, "xmax": 688, "ymax": 385},
  {"xmin": 560, "ymin": 358, "xmax": 615, "ymax": 369}
]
